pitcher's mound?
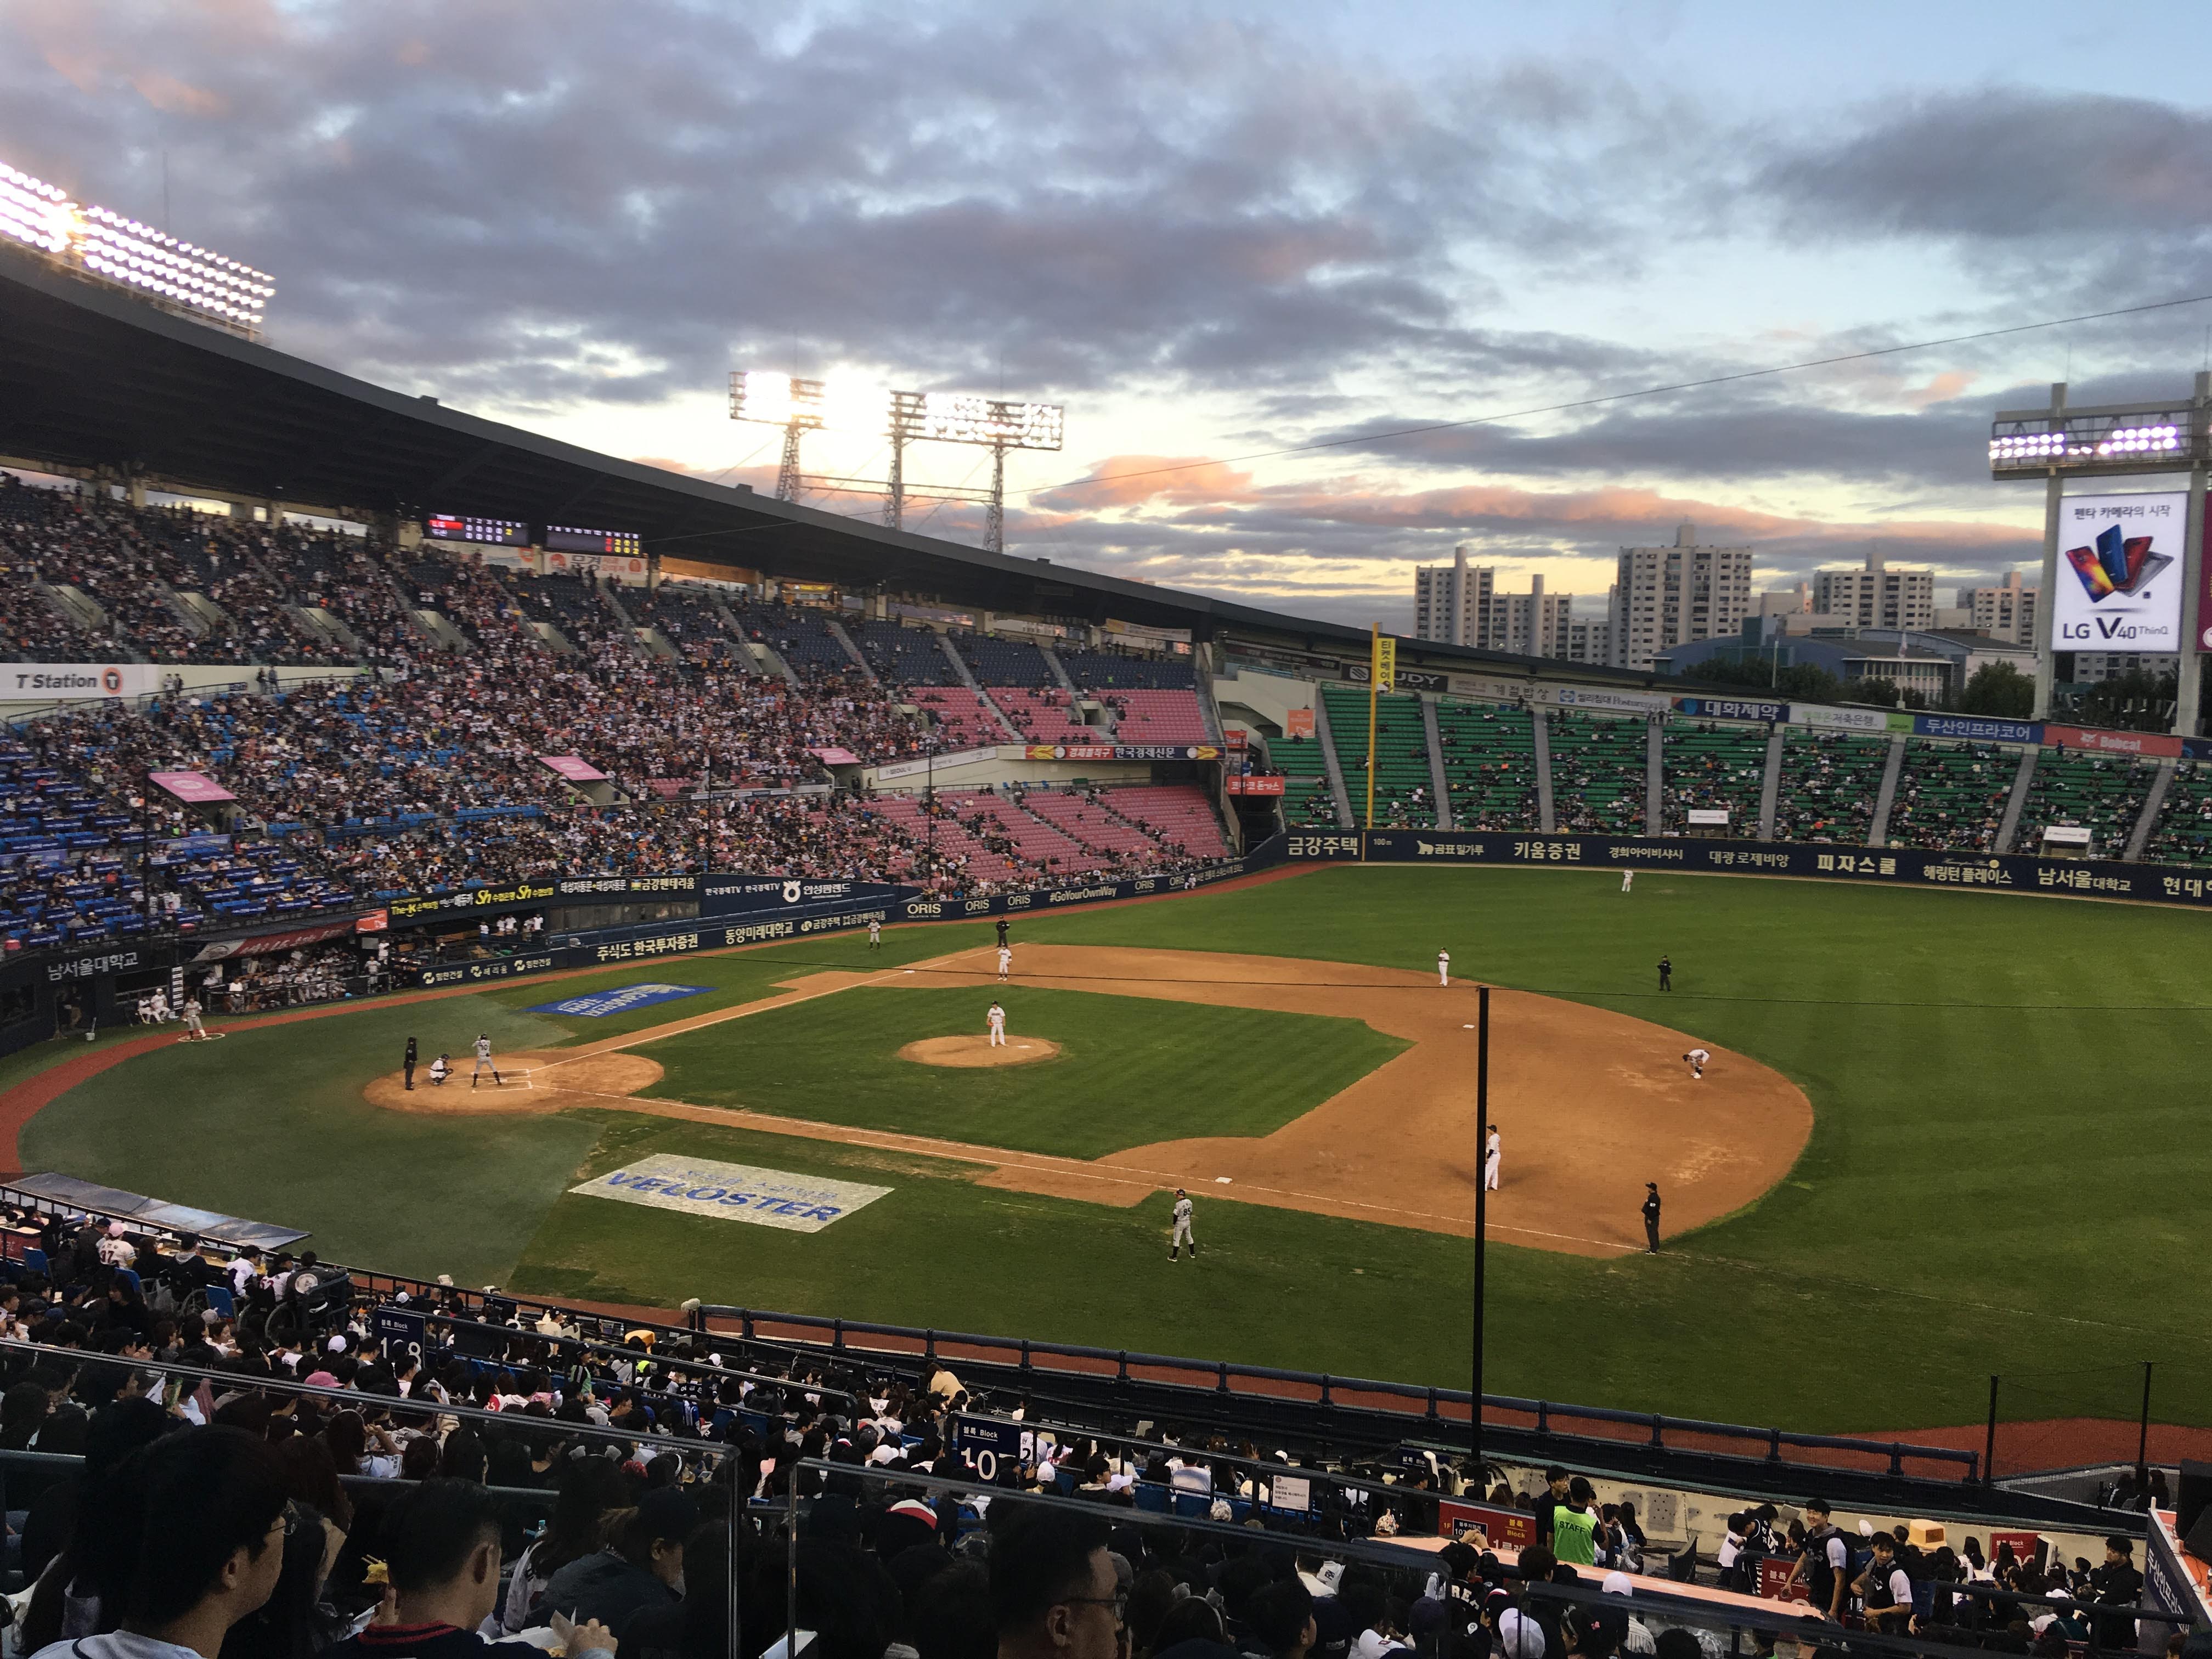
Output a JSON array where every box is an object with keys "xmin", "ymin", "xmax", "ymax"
[{"xmin": 899, "ymin": 1035, "xmax": 1063, "ymax": 1069}]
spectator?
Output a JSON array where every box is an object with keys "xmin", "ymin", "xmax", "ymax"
[
  {"xmin": 991, "ymin": 1504, "xmax": 1120, "ymax": 1659},
  {"xmin": 324, "ymin": 1478, "xmax": 614, "ymax": 1659},
  {"xmin": 29, "ymin": 1425, "xmax": 288, "ymax": 1659},
  {"xmin": 533, "ymin": 1486, "xmax": 698, "ymax": 1639}
]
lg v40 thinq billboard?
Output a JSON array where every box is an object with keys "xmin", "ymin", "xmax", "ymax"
[{"xmin": 2052, "ymin": 492, "xmax": 2186, "ymax": 653}]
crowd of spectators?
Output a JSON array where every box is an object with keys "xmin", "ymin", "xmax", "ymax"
[{"xmin": 0, "ymin": 1203, "xmax": 2181, "ymax": 1659}]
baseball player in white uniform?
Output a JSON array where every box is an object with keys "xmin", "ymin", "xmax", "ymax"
[
  {"xmin": 1621, "ymin": 870, "xmax": 1634, "ymax": 893},
  {"xmin": 1437, "ymin": 950, "xmax": 1449, "ymax": 987},
  {"xmin": 867, "ymin": 918, "xmax": 882, "ymax": 950},
  {"xmin": 986, "ymin": 1001, "xmax": 1007, "ymax": 1047},
  {"xmin": 471, "ymin": 1032, "xmax": 504, "ymax": 1088},
  {"xmin": 1169, "ymin": 1188, "xmax": 1197, "ymax": 1261},
  {"xmin": 182, "ymin": 996, "xmax": 206, "ymax": 1042},
  {"xmin": 996, "ymin": 944, "xmax": 1012, "ymax": 980},
  {"xmin": 1684, "ymin": 1047, "xmax": 1709, "ymax": 1080},
  {"xmin": 1484, "ymin": 1124, "xmax": 1500, "ymax": 1191}
]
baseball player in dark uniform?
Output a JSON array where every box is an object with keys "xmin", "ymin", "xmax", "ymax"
[
  {"xmin": 1642, "ymin": 1183, "xmax": 1661, "ymax": 1253},
  {"xmin": 995, "ymin": 917, "xmax": 1011, "ymax": 949},
  {"xmin": 1657, "ymin": 955, "xmax": 1672, "ymax": 991}
]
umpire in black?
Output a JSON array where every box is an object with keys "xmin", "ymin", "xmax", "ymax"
[
  {"xmin": 403, "ymin": 1035, "xmax": 418, "ymax": 1091},
  {"xmin": 1641, "ymin": 1182, "xmax": 1661, "ymax": 1253}
]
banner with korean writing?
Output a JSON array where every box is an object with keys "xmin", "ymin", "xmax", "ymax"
[{"xmin": 2052, "ymin": 492, "xmax": 2186, "ymax": 654}]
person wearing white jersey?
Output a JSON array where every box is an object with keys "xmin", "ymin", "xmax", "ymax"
[
  {"xmin": 1683, "ymin": 1047, "xmax": 1709, "ymax": 1080},
  {"xmin": 1484, "ymin": 1123, "xmax": 1500, "ymax": 1191},
  {"xmin": 1437, "ymin": 950, "xmax": 1449, "ymax": 987},
  {"xmin": 867, "ymin": 918, "xmax": 882, "ymax": 950},
  {"xmin": 1621, "ymin": 870, "xmax": 1634, "ymax": 894},
  {"xmin": 471, "ymin": 1032, "xmax": 504, "ymax": 1088},
  {"xmin": 996, "ymin": 944, "xmax": 1012, "ymax": 980},
  {"xmin": 986, "ymin": 1001, "xmax": 1007, "ymax": 1047},
  {"xmin": 1169, "ymin": 1187, "xmax": 1197, "ymax": 1261}
]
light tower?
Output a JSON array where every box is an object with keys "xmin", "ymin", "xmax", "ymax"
[{"xmin": 731, "ymin": 371, "xmax": 1063, "ymax": 554}]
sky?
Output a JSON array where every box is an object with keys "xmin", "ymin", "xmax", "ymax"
[{"xmin": 7, "ymin": 0, "xmax": 2212, "ymax": 629}]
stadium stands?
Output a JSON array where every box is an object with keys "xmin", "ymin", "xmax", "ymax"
[
  {"xmin": 1771, "ymin": 729, "xmax": 1888, "ymax": 843},
  {"xmin": 2145, "ymin": 759, "xmax": 2212, "ymax": 865},
  {"xmin": 2012, "ymin": 749, "xmax": 2154, "ymax": 858},
  {"xmin": 1548, "ymin": 711, "xmax": 1649, "ymax": 834},
  {"xmin": 845, "ymin": 616, "xmax": 964, "ymax": 685},
  {"xmin": 909, "ymin": 685, "xmax": 1008, "ymax": 748},
  {"xmin": 1267, "ymin": 733, "xmax": 1339, "ymax": 828},
  {"xmin": 1886, "ymin": 738, "xmax": 2013, "ymax": 851},
  {"xmin": 1660, "ymin": 720, "xmax": 1768, "ymax": 835},
  {"xmin": 1101, "ymin": 785, "xmax": 1232, "ymax": 860},
  {"xmin": 953, "ymin": 631, "xmax": 1057, "ymax": 688},
  {"xmin": 988, "ymin": 686, "xmax": 1098, "ymax": 746},
  {"xmin": 1433, "ymin": 700, "xmax": 1538, "ymax": 830},
  {"xmin": 1318, "ymin": 685, "xmax": 1437, "ymax": 827},
  {"xmin": 1056, "ymin": 646, "xmax": 1196, "ymax": 690}
]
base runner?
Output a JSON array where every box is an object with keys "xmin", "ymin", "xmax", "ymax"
[
  {"xmin": 996, "ymin": 944, "xmax": 1012, "ymax": 980},
  {"xmin": 1169, "ymin": 1188, "xmax": 1197, "ymax": 1261}
]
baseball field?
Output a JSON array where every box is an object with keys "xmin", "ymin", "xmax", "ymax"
[{"xmin": 8, "ymin": 862, "xmax": 2210, "ymax": 1440}]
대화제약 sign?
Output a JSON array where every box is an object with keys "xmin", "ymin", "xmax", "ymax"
[{"xmin": 572, "ymin": 1155, "xmax": 891, "ymax": 1233}]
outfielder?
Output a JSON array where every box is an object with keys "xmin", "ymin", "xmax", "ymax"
[
  {"xmin": 986, "ymin": 1001, "xmax": 1007, "ymax": 1047},
  {"xmin": 1621, "ymin": 870, "xmax": 1634, "ymax": 894},
  {"xmin": 471, "ymin": 1032, "xmax": 504, "ymax": 1088},
  {"xmin": 1437, "ymin": 950, "xmax": 1449, "ymax": 987},
  {"xmin": 1484, "ymin": 1124, "xmax": 1500, "ymax": 1191},
  {"xmin": 867, "ymin": 918, "xmax": 882, "ymax": 950},
  {"xmin": 996, "ymin": 944, "xmax": 1012, "ymax": 981},
  {"xmin": 1683, "ymin": 1047, "xmax": 1709, "ymax": 1080},
  {"xmin": 1169, "ymin": 1188, "xmax": 1197, "ymax": 1261}
]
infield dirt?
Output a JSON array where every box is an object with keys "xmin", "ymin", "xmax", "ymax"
[{"xmin": 363, "ymin": 943, "xmax": 1810, "ymax": 1256}]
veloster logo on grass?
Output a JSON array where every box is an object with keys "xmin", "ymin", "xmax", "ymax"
[{"xmin": 572, "ymin": 1155, "xmax": 892, "ymax": 1233}]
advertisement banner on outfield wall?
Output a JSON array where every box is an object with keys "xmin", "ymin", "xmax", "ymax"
[
  {"xmin": 1792, "ymin": 705, "xmax": 1902, "ymax": 733},
  {"xmin": 1674, "ymin": 696, "xmax": 1788, "ymax": 723},
  {"xmin": 552, "ymin": 875, "xmax": 699, "ymax": 900},
  {"xmin": 2041, "ymin": 724, "xmax": 2183, "ymax": 759},
  {"xmin": 2050, "ymin": 491, "xmax": 2187, "ymax": 654},
  {"xmin": 1913, "ymin": 714, "xmax": 2043, "ymax": 744},
  {"xmin": 1550, "ymin": 685, "xmax": 1673, "ymax": 715},
  {"xmin": 1355, "ymin": 828, "xmax": 2212, "ymax": 907},
  {"xmin": 699, "ymin": 875, "xmax": 914, "ymax": 916},
  {"xmin": 1, "ymin": 663, "xmax": 156, "ymax": 700}
]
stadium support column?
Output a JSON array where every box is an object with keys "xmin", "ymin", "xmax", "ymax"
[
  {"xmin": 776, "ymin": 420, "xmax": 803, "ymax": 503},
  {"xmin": 986, "ymin": 439, "xmax": 1007, "ymax": 555},
  {"xmin": 2032, "ymin": 383, "xmax": 2066, "ymax": 720},
  {"xmin": 2174, "ymin": 370, "xmax": 2209, "ymax": 738},
  {"xmin": 1472, "ymin": 983, "xmax": 1488, "ymax": 1473}
]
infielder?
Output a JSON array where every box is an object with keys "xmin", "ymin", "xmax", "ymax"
[
  {"xmin": 986, "ymin": 1001, "xmax": 1007, "ymax": 1047},
  {"xmin": 181, "ymin": 996, "xmax": 207, "ymax": 1042},
  {"xmin": 1621, "ymin": 870, "xmax": 1634, "ymax": 894},
  {"xmin": 1683, "ymin": 1047, "xmax": 1709, "ymax": 1080},
  {"xmin": 867, "ymin": 918, "xmax": 882, "ymax": 950},
  {"xmin": 1169, "ymin": 1188, "xmax": 1197, "ymax": 1261},
  {"xmin": 1484, "ymin": 1123, "xmax": 1500, "ymax": 1191},
  {"xmin": 471, "ymin": 1032, "xmax": 504, "ymax": 1088},
  {"xmin": 1437, "ymin": 949, "xmax": 1450, "ymax": 987},
  {"xmin": 996, "ymin": 944, "xmax": 1012, "ymax": 981}
]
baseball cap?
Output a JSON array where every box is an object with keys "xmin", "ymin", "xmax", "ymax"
[
  {"xmin": 887, "ymin": 1498, "xmax": 938, "ymax": 1531},
  {"xmin": 1497, "ymin": 1609, "xmax": 1545, "ymax": 1659}
]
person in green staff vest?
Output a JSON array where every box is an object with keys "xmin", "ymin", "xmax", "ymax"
[{"xmin": 1552, "ymin": 1476, "xmax": 1601, "ymax": 1566}]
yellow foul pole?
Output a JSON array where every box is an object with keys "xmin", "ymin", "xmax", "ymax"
[{"xmin": 1365, "ymin": 625, "xmax": 1391, "ymax": 830}]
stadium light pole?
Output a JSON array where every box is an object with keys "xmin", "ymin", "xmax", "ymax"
[{"xmin": 1472, "ymin": 981, "xmax": 1488, "ymax": 1473}]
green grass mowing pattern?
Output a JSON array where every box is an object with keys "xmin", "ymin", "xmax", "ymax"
[
  {"xmin": 637, "ymin": 985, "xmax": 1410, "ymax": 1158},
  {"xmin": 18, "ymin": 994, "xmax": 598, "ymax": 1289},
  {"xmin": 472, "ymin": 926, "xmax": 995, "ymax": 1044},
  {"xmin": 20, "ymin": 870, "xmax": 2212, "ymax": 1431}
]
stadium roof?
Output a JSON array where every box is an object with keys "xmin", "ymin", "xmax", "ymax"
[{"xmin": 0, "ymin": 241, "xmax": 1678, "ymax": 687}]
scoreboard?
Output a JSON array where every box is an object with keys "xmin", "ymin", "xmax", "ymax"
[
  {"xmin": 545, "ymin": 524, "xmax": 644, "ymax": 557},
  {"xmin": 425, "ymin": 512, "xmax": 529, "ymax": 546}
]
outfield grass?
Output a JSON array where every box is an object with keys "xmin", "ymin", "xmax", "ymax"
[
  {"xmin": 637, "ymin": 985, "xmax": 1409, "ymax": 1157},
  {"xmin": 18, "ymin": 866, "xmax": 2212, "ymax": 1433}
]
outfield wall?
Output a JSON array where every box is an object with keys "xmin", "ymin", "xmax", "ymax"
[{"xmin": 1307, "ymin": 828, "xmax": 2212, "ymax": 906}]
